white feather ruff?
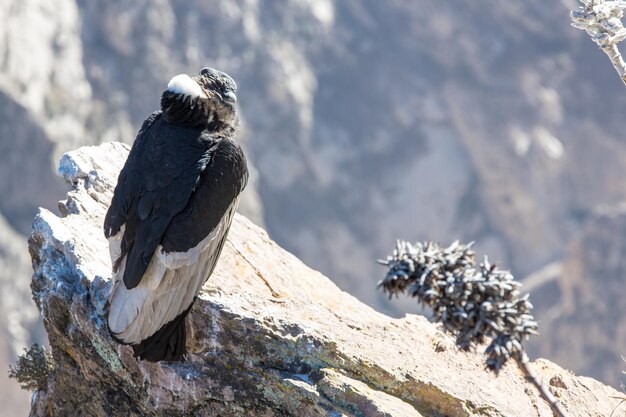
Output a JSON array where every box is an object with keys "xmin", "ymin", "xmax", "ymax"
[
  {"xmin": 107, "ymin": 199, "xmax": 239, "ymax": 344},
  {"xmin": 166, "ymin": 74, "xmax": 204, "ymax": 98}
]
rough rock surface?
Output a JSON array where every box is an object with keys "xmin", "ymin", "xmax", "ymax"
[{"xmin": 27, "ymin": 143, "xmax": 621, "ymax": 416}]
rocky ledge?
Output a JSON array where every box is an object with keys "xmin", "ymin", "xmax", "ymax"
[{"xmin": 25, "ymin": 143, "xmax": 620, "ymax": 416}]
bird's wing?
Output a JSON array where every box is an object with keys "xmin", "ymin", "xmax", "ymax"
[
  {"xmin": 161, "ymin": 138, "xmax": 248, "ymax": 253},
  {"xmin": 104, "ymin": 115, "xmax": 218, "ymax": 289},
  {"xmin": 107, "ymin": 138, "xmax": 248, "ymax": 345},
  {"xmin": 104, "ymin": 111, "xmax": 160, "ymax": 239}
]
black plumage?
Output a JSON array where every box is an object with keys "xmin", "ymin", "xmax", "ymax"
[
  {"xmin": 104, "ymin": 68, "xmax": 247, "ymax": 361},
  {"xmin": 130, "ymin": 301, "xmax": 194, "ymax": 362},
  {"xmin": 162, "ymin": 139, "xmax": 247, "ymax": 252}
]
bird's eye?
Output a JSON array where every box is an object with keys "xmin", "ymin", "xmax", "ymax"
[{"xmin": 222, "ymin": 90, "xmax": 237, "ymax": 103}]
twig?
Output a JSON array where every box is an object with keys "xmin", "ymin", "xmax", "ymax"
[
  {"xmin": 518, "ymin": 352, "xmax": 570, "ymax": 417},
  {"xmin": 571, "ymin": 0, "xmax": 626, "ymax": 86},
  {"xmin": 609, "ymin": 395, "xmax": 626, "ymax": 417},
  {"xmin": 226, "ymin": 239, "xmax": 282, "ymax": 299}
]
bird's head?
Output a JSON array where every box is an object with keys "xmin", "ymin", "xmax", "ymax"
[{"xmin": 160, "ymin": 67, "xmax": 238, "ymax": 134}]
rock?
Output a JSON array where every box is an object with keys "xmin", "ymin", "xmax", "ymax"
[{"xmin": 25, "ymin": 143, "xmax": 621, "ymax": 416}]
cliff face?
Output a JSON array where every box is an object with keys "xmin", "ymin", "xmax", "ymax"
[
  {"xmin": 532, "ymin": 203, "xmax": 626, "ymax": 385},
  {"xmin": 3, "ymin": 0, "xmax": 626, "ymax": 395},
  {"xmin": 0, "ymin": 5, "xmax": 85, "ymax": 405},
  {"xmin": 25, "ymin": 143, "xmax": 621, "ymax": 416}
]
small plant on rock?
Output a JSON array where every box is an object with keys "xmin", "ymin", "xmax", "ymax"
[
  {"xmin": 378, "ymin": 240, "xmax": 570, "ymax": 417},
  {"xmin": 9, "ymin": 343, "xmax": 55, "ymax": 391}
]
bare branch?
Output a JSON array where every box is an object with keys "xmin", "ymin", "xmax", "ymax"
[{"xmin": 572, "ymin": 0, "xmax": 626, "ymax": 85}]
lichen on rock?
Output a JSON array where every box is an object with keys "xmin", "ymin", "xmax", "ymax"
[{"xmin": 25, "ymin": 143, "xmax": 622, "ymax": 416}]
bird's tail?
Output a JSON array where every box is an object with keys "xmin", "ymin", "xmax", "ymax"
[{"xmin": 130, "ymin": 300, "xmax": 196, "ymax": 362}]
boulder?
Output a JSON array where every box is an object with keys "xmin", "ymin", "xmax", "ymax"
[{"xmin": 26, "ymin": 143, "xmax": 620, "ymax": 416}]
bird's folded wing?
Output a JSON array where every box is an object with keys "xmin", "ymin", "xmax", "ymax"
[
  {"xmin": 107, "ymin": 137, "xmax": 247, "ymax": 344},
  {"xmin": 104, "ymin": 114, "xmax": 217, "ymax": 289}
]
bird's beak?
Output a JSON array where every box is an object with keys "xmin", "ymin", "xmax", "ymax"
[{"xmin": 223, "ymin": 91, "xmax": 237, "ymax": 104}]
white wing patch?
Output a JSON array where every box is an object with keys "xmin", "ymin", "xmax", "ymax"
[
  {"xmin": 166, "ymin": 74, "xmax": 204, "ymax": 98},
  {"xmin": 107, "ymin": 199, "xmax": 239, "ymax": 344}
]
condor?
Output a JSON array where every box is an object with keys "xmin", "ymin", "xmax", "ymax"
[{"xmin": 104, "ymin": 67, "xmax": 247, "ymax": 362}]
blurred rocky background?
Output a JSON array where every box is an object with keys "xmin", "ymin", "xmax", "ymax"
[{"xmin": 1, "ymin": 0, "xmax": 625, "ymax": 414}]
